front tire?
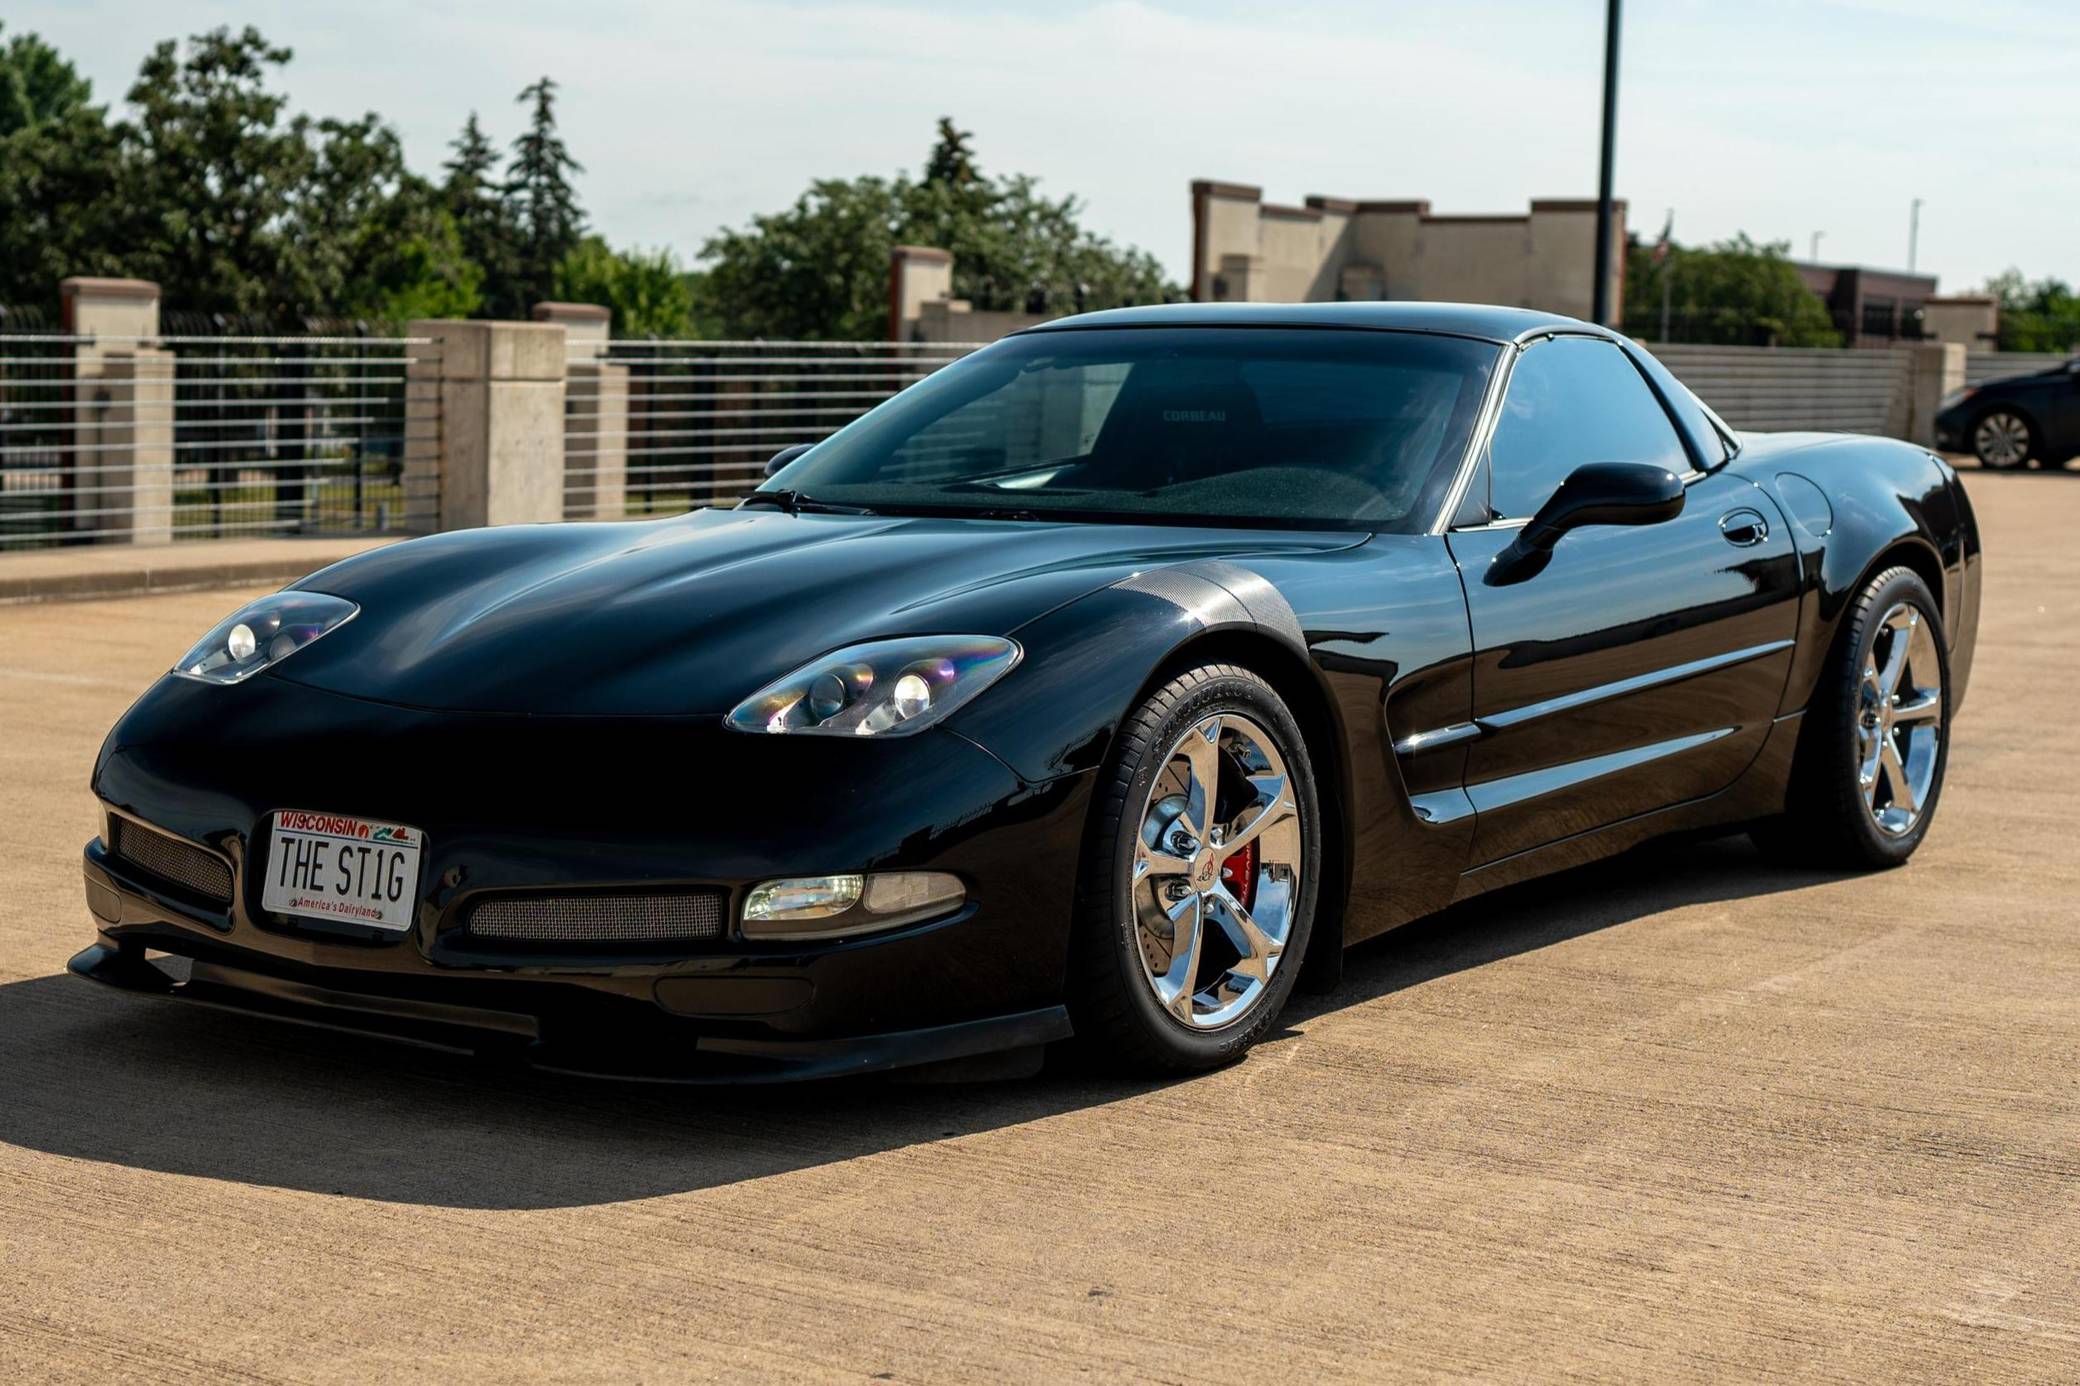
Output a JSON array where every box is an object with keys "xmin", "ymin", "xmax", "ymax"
[
  {"xmin": 1068, "ymin": 664, "xmax": 1320, "ymax": 1073},
  {"xmin": 1972, "ymin": 409, "xmax": 2035, "ymax": 469},
  {"xmin": 1752, "ymin": 567, "xmax": 1950, "ymax": 868}
]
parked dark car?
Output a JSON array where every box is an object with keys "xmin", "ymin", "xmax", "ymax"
[
  {"xmin": 74, "ymin": 303, "xmax": 1982, "ymax": 1081},
  {"xmin": 1935, "ymin": 356, "xmax": 2080, "ymax": 468}
]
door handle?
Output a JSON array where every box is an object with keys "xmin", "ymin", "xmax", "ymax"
[{"xmin": 1719, "ymin": 508, "xmax": 1769, "ymax": 546}]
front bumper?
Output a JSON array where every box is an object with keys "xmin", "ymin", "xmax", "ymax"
[
  {"xmin": 78, "ymin": 671, "xmax": 1092, "ymax": 1081},
  {"xmin": 1934, "ymin": 406, "xmax": 1970, "ymax": 454},
  {"xmin": 67, "ymin": 936, "xmax": 1069, "ymax": 1083}
]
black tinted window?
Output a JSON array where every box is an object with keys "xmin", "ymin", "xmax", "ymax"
[
  {"xmin": 1625, "ymin": 343, "xmax": 1729, "ymax": 467},
  {"xmin": 773, "ymin": 328, "xmax": 1501, "ymax": 531},
  {"xmin": 1487, "ymin": 336, "xmax": 1689, "ymax": 519}
]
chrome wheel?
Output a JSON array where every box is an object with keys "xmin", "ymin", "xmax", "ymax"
[
  {"xmin": 1131, "ymin": 712, "xmax": 1302, "ymax": 1030},
  {"xmin": 1974, "ymin": 411, "xmax": 2031, "ymax": 468},
  {"xmin": 1856, "ymin": 601, "xmax": 1944, "ymax": 836}
]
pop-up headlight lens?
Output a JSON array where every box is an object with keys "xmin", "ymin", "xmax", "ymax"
[
  {"xmin": 175, "ymin": 591, "xmax": 358, "ymax": 685},
  {"xmin": 725, "ymin": 636, "xmax": 1020, "ymax": 737}
]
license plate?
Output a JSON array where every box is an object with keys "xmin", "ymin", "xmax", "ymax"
[{"xmin": 261, "ymin": 810, "xmax": 425, "ymax": 933}]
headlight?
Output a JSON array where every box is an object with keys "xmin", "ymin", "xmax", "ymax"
[
  {"xmin": 174, "ymin": 591, "xmax": 358, "ymax": 685},
  {"xmin": 724, "ymin": 636, "xmax": 1020, "ymax": 737},
  {"xmin": 1939, "ymin": 386, "xmax": 1977, "ymax": 411}
]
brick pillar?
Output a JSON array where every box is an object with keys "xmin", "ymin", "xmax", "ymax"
[
  {"xmin": 406, "ymin": 319, "xmax": 567, "ymax": 530},
  {"xmin": 60, "ymin": 277, "xmax": 171, "ymax": 544}
]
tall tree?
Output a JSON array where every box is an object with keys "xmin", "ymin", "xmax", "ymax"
[
  {"xmin": 702, "ymin": 119, "xmax": 1175, "ymax": 339},
  {"xmin": 703, "ymin": 177, "xmax": 906, "ymax": 340},
  {"xmin": 554, "ymin": 236, "xmax": 710, "ymax": 338},
  {"xmin": 1, "ymin": 25, "xmax": 601, "ymax": 323},
  {"xmin": 0, "ymin": 24, "xmax": 123, "ymax": 304},
  {"xmin": 442, "ymin": 111, "xmax": 517, "ymax": 314},
  {"xmin": 1983, "ymin": 269, "xmax": 2080, "ymax": 353},
  {"xmin": 501, "ymin": 77, "xmax": 584, "ymax": 316},
  {"xmin": 113, "ymin": 26, "xmax": 317, "ymax": 316},
  {"xmin": 0, "ymin": 21, "xmax": 93, "ymax": 136},
  {"xmin": 1623, "ymin": 233, "xmax": 1840, "ymax": 347},
  {"xmin": 298, "ymin": 114, "xmax": 480, "ymax": 323},
  {"xmin": 922, "ymin": 116, "xmax": 981, "ymax": 192}
]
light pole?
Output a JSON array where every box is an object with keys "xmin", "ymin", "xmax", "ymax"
[
  {"xmin": 1909, "ymin": 198, "xmax": 1923, "ymax": 272},
  {"xmin": 1810, "ymin": 230, "xmax": 1825, "ymax": 262},
  {"xmin": 1591, "ymin": 0, "xmax": 1622, "ymax": 326}
]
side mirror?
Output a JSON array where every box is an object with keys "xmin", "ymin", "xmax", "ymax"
[
  {"xmin": 765, "ymin": 443, "xmax": 815, "ymax": 479},
  {"xmin": 1490, "ymin": 462, "xmax": 1685, "ymax": 583}
]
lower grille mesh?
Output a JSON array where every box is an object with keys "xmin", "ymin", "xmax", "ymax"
[
  {"xmin": 466, "ymin": 891, "xmax": 726, "ymax": 944},
  {"xmin": 109, "ymin": 817, "xmax": 234, "ymax": 903}
]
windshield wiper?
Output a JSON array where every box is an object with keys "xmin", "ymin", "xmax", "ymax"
[{"xmin": 738, "ymin": 489, "xmax": 876, "ymax": 516}]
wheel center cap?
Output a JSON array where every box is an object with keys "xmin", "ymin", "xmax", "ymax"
[{"xmin": 1193, "ymin": 852, "xmax": 1219, "ymax": 887}]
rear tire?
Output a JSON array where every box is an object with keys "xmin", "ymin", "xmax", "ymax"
[
  {"xmin": 1067, "ymin": 664, "xmax": 1320, "ymax": 1073},
  {"xmin": 1751, "ymin": 567, "xmax": 1950, "ymax": 869}
]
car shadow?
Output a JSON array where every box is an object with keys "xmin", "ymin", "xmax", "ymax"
[{"xmin": 0, "ymin": 833, "xmax": 1846, "ymax": 1210}]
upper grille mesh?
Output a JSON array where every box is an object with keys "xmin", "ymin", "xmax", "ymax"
[
  {"xmin": 465, "ymin": 891, "xmax": 726, "ymax": 944},
  {"xmin": 109, "ymin": 817, "xmax": 234, "ymax": 904}
]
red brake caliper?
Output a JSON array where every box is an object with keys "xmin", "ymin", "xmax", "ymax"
[{"xmin": 1218, "ymin": 839, "xmax": 1257, "ymax": 910}]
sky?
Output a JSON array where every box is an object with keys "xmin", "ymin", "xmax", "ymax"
[{"xmin": 11, "ymin": 0, "xmax": 2077, "ymax": 294}]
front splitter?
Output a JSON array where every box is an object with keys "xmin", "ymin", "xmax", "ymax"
[{"xmin": 67, "ymin": 940, "xmax": 1072, "ymax": 1085}]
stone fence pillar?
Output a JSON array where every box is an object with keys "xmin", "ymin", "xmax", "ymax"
[
  {"xmin": 1893, "ymin": 341, "xmax": 1966, "ymax": 448},
  {"xmin": 534, "ymin": 303, "xmax": 624, "ymax": 520},
  {"xmin": 562, "ymin": 358, "xmax": 628, "ymax": 521},
  {"xmin": 406, "ymin": 319, "xmax": 568, "ymax": 530},
  {"xmin": 90, "ymin": 350, "xmax": 176, "ymax": 544},
  {"xmin": 60, "ymin": 277, "xmax": 171, "ymax": 544},
  {"xmin": 888, "ymin": 245, "xmax": 954, "ymax": 341}
]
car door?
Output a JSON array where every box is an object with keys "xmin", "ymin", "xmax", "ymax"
[
  {"xmin": 1444, "ymin": 334, "xmax": 1801, "ymax": 866},
  {"xmin": 2050, "ymin": 362, "xmax": 2080, "ymax": 454}
]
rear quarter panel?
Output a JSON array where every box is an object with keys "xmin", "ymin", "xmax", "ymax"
[{"xmin": 1733, "ymin": 434, "xmax": 1976, "ymax": 715}]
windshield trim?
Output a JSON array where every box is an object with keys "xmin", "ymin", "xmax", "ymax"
[{"xmin": 1008, "ymin": 320, "xmax": 1517, "ymax": 348}]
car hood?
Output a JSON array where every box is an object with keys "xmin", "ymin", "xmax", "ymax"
[{"xmin": 271, "ymin": 508, "xmax": 1357, "ymax": 716}]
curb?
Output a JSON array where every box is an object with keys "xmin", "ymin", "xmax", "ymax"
[{"xmin": 0, "ymin": 541, "xmax": 402, "ymax": 606}]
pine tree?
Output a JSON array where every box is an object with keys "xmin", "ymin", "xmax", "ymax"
[
  {"xmin": 443, "ymin": 111, "xmax": 517, "ymax": 315},
  {"xmin": 922, "ymin": 116, "xmax": 980, "ymax": 190},
  {"xmin": 444, "ymin": 112, "xmax": 496, "ymax": 206},
  {"xmin": 503, "ymin": 77, "xmax": 584, "ymax": 314}
]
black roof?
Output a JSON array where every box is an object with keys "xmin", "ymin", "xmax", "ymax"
[{"xmin": 1020, "ymin": 300, "xmax": 1605, "ymax": 345}]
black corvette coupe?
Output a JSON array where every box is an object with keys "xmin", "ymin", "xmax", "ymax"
[
  {"xmin": 75, "ymin": 303, "xmax": 1982, "ymax": 1080},
  {"xmin": 1934, "ymin": 355, "xmax": 2080, "ymax": 469}
]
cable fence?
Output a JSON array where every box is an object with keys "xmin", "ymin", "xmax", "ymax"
[
  {"xmin": 0, "ymin": 330, "xmax": 432, "ymax": 549},
  {"xmin": 563, "ymin": 339, "xmax": 983, "ymax": 521},
  {"xmin": 0, "ymin": 326, "xmax": 75, "ymax": 545}
]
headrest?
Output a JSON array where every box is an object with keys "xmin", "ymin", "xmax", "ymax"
[{"xmin": 1096, "ymin": 361, "xmax": 1264, "ymax": 485}]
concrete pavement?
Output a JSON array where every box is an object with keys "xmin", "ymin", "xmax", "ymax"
[{"xmin": 1, "ymin": 470, "xmax": 2075, "ymax": 1382}]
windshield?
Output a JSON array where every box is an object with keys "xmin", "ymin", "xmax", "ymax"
[{"xmin": 767, "ymin": 327, "xmax": 1502, "ymax": 531}]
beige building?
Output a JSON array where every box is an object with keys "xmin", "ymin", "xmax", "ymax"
[
  {"xmin": 1190, "ymin": 180, "xmax": 1625, "ymax": 323},
  {"xmin": 1919, "ymin": 294, "xmax": 2000, "ymax": 350}
]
